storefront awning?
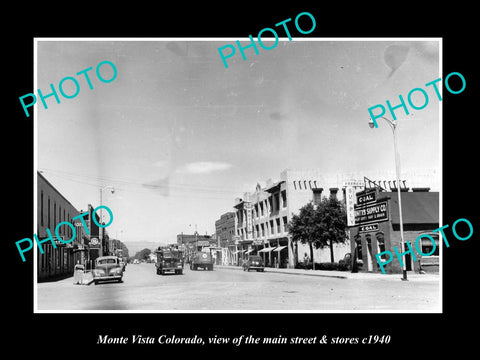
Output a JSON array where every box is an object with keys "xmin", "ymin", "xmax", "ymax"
[
  {"xmin": 273, "ymin": 246, "xmax": 287, "ymax": 252},
  {"xmin": 258, "ymin": 247, "xmax": 276, "ymax": 253},
  {"xmin": 232, "ymin": 250, "xmax": 246, "ymax": 254},
  {"xmin": 245, "ymin": 249, "xmax": 254, "ymax": 254}
]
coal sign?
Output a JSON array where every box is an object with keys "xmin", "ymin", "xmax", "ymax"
[
  {"xmin": 354, "ymin": 200, "xmax": 389, "ymax": 225},
  {"xmin": 356, "ymin": 191, "xmax": 376, "ymax": 205}
]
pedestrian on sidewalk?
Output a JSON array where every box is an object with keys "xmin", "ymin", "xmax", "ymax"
[{"xmin": 303, "ymin": 253, "xmax": 310, "ymax": 268}]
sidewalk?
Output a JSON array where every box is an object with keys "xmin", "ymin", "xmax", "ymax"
[{"xmin": 215, "ymin": 265, "xmax": 440, "ymax": 282}]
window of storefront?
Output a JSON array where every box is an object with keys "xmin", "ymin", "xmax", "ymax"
[
  {"xmin": 48, "ymin": 198, "xmax": 51, "ymax": 228},
  {"xmin": 40, "ymin": 191, "xmax": 44, "ymax": 227},
  {"xmin": 376, "ymin": 232, "xmax": 387, "ymax": 260},
  {"xmin": 420, "ymin": 234, "xmax": 439, "ymax": 256},
  {"xmin": 365, "ymin": 234, "xmax": 374, "ymax": 271},
  {"xmin": 354, "ymin": 235, "xmax": 362, "ymax": 259}
]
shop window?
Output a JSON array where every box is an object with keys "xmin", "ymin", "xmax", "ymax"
[
  {"xmin": 40, "ymin": 191, "xmax": 44, "ymax": 227},
  {"xmin": 47, "ymin": 198, "xmax": 51, "ymax": 228},
  {"xmin": 365, "ymin": 234, "xmax": 372, "ymax": 245},
  {"xmin": 355, "ymin": 235, "xmax": 363, "ymax": 259},
  {"xmin": 420, "ymin": 234, "xmax": 439, "ymax": 256},
  {"xmin": 375, "ymin": 232, "xmax": 388, "ymax": 260},
  {"xmin": 274, "ymin": 193, "xmax": 280, "ymax": 211}
]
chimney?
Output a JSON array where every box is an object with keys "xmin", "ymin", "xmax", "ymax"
[{"xmin": 329, "ymin": 187, "xmax": 339, "ymax": 199}]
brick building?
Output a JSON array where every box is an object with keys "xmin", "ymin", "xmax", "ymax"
[
  {"xmin": 350, "ymin": 188, "xmax": 439, "ymax": 274},
  {"xmin": 37, "ymin": 171, "xmax": 81, "ymax": 281},
  {"xmin": 215, "ymin": 212, "xmax": 235, "ymax": 265}
]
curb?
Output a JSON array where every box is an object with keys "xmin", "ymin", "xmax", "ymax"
[
  {"xmin": 216, "ymin": 265, "xmax": 348, "ymax": 279},
  {"xmin": 215, "ymin": 265, "xmax": 439, "ymax": 281}
]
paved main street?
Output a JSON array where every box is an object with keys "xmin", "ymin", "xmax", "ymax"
[{"xmin": 36, "ymin": 263, "xmax": 440, "ymax": 311}]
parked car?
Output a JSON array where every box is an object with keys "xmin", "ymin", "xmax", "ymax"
[
  {"xmin": 243, "ymin": 255, "xmax": 265, "ymax": 272},
  {"xmin": 190, "ymin": 251, "xmax": 214, "ymax": 271},
  {"xmin": 93, "ymin": 256, "xmax": 124, "ymax": 284}
]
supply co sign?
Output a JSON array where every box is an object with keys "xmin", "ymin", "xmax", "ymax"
[{"xmin": 354, "ymin": 200, "xmax": 389, "ymax": 225}]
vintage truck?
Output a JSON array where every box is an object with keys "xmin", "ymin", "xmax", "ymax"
[
  {"xmin": 190, "ymin": 251, "xmax": 214, "ymax": 271},
  {"xmin": 155, "ymin": 248, "xmax": 184, "ymax": 275}
]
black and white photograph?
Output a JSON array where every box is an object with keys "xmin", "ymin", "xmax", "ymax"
[
  {"xmin": 6, "ymin": 5, "xmax": 477, "ymax": 356},
  {"xmin": 33, "ymin": 39, "xmax": 441, "ymax": 312}
]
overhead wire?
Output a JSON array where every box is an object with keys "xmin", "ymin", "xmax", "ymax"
[{"xmin": 38, "ymin": 167, "xmax": 245, "ymax": 200}]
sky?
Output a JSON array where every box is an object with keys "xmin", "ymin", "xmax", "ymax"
[{"xmin": 36, "ymin": 39, "xmax": 440, "ymax": 250}]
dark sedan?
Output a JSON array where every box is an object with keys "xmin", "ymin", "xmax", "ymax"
[
  {"xmin": 242, "ymin": 255, "xmax": 265, "ymax": 272},
  {"xmin": 93, "ymin": 256, "xmax": 124, "ymax": 284}
]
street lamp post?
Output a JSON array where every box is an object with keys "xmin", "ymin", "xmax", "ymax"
[
  {"xmin": 369, "ymin": 116, "xmax": 408, "ymax": 281},
  {"xmin": 99, "ymin": 185, "xmax": 115, "ymax": 256}
]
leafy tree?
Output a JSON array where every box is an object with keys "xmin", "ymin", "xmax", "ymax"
[
  {"xmin": 316, "ymin": 196, "xmax": 348, "ymax": 262},
  {"xmin": 133, "ymin": 248, "xmax": 152, "ymax": 261},
  {"xmin": 289, "ymin": 197, "xmax": 347, "ymax": 267},
  {"xmin": 289, "ymin": 202, "xmax": 322, "ymax": 269}
]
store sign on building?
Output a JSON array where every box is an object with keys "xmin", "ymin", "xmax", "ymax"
[
  {"xmin": 253, "ymin": 239, "xmax": 264, "ymax": 245},
  {"xmin": 354, "ymin": 200, "xmax": 389, "ymax": 225},
  {"xmin": 197, "ymin": 240, "xmax": 210, "ymax": 246},
  {"xmin": 245, "ymin": 202, "xmax": 253, "ymax": 239},
  {"xmin": 356, "ymin": 190, "xmax": 376, "ymax": 205},
  {"xmin": 345, "ymin": 186, "xmax": 356, "ymax": 226},
  {"xmin": 343, "ymin": 179, "xmax": 364, "ymax": 188},
  {"xmin": 359, "ymin": 223, "xmax": 379, "ymax": 233},
  {"xmin": 89, "ymin": 237, "xmax": 100, "ymax": 247}
]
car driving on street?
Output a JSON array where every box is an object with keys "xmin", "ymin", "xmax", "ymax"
[
  {"xmin": 243, "ymin": 255, "xmax": 265, "ymax": 272},
  {"xmin": 93, "ymin": 256, "xmax": 124, "ymax": 284},
  {"xmin": 155, "ymin": 248, "xmax": 184, "ymax": 275}
]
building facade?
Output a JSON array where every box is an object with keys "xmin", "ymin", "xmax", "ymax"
[
  {"xmin": 231, "ymin": 168, "xmax": 438, "ymax": 269},
  {"xmin": 350, "ymin": 188, "xmax": 439, "ymax": 274},
  {"xmin": 37, "ymin": 172, "xmax": 81, "ymax": 281},
  {"xmin": 233, "ymin": 169, "xmax": 354, "ymax": 268},
  {"xmin": 215, "ymin": 212, "xmax": 235, "ymax": 265}
]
